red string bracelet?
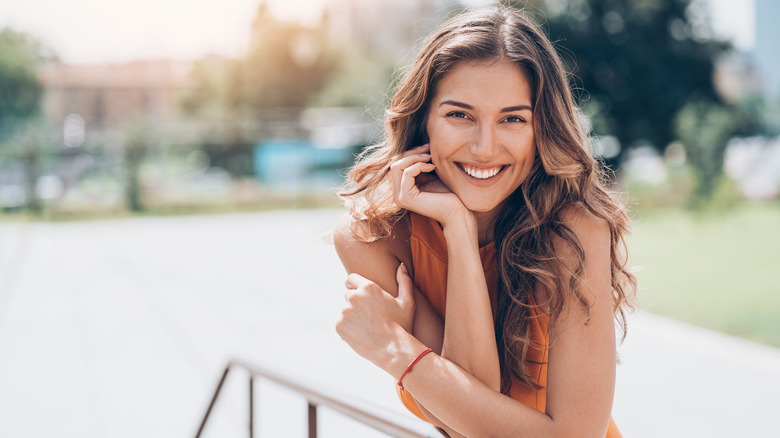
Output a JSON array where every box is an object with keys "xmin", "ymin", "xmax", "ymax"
[{"xmin": 397, "ymin": 348, "xmax": 434, "ymax": 389}]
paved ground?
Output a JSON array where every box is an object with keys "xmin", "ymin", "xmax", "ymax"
[{"xmin": 0, "ymin": 209, "xmax": 778, "ymax": 437}]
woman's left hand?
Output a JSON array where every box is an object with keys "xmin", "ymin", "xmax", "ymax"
[{"xmin": 336, "ymin": 264, "xmax": 416, "ymax": 366}]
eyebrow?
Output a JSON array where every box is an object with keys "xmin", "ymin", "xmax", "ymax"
[{"xmin": 439, "ymin": 100, "xmax": 532, "ymax": 112}]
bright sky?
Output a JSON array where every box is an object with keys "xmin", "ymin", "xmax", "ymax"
[
  {"xmin": 707, "ymin": 0, "xmax": 755, "ymax": 49},
  {"xmin": 0, "ymin": 0, "xmax": 755, "ymax": 65},
  {"xmin": 0, "ymin": 0, "xmax": 323, "ymax": 64}
]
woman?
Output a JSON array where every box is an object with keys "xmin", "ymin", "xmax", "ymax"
[{"xmin": 334, "ymin": 6, "xmax": 636, "ymax": 437}]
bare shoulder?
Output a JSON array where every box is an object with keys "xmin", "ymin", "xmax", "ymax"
[
  {"xmin": 542, "ymin": 204, "xmax": 610, "ymax": 301},
  {"xmin": 333, "ymin": 213, "xmax": 375, "ymax": 257},
  {"xmin": 333, "ymin": 213, "xmax": 409, "ymax": 262},
  {"xmin": 333, "ymin": 213, "xmax": 411, "ymax": 296},
  {"xmin": 557, "ymin": 203, "xmax": 610, "ymax": 249}
]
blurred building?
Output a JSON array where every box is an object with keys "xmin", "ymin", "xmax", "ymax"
[{"xmin": 39, "ymin": 60, "xmax": 195, "ymax": 136}]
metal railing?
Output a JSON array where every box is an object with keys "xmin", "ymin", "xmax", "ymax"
[{"xmin": 195, "ymin": 358, "xmax": 441, "ymax": 438}]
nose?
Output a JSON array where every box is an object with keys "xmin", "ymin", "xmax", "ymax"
[{"xmin": 469, "ymin": 123, "xmax": 498, "ymax": 160}]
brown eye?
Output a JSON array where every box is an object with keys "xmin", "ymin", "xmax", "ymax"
[
  {"xmin": 447, "ymin": 111, "xmax": 469, "ymax": 119},
  {"xmin": 505, "ymin": 115, "xmax": 527, "ymax": 123}
]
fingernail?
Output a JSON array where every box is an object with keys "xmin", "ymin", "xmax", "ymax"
[
  {"xmin": 400, "ymin": 263, "xmax": 407, "ymax": 273},
  {"xmin": 421, "ymin": 153, "xmax": 431, "ymax": 158}
]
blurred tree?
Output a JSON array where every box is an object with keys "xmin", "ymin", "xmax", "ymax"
[
  {"xmin": 0, "ymin": 28, "xmax": 47, "ymax": 138},
  {"xmin": 674, "ymin": 99, "xmax": 736, "ymax": 205},
  {"xmin": 503, "ymin": 0, "xmax": 728, "ymax": 161},
  {"xmin": 121, "ymin": 118, "xmax": 154, "ymax": 212},
  {"xmin": 179, "ymin": 56, "xmax": 235, "ymax": 116},
  {"xmin": 310, "ymin": 45, "xmax": 396, "ymax": 110},
  {"xmin": 0, "ymin": 119, "xmax": 59, "ymax": 214},
  {"xmin": 229, "ymin": 4, "xmax": 339, "ymax": 112}
]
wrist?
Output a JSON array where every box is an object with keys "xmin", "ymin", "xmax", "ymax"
[
  {"xmin": 380, "ymin": 325, "xmax": 429, "ymax": 381},
  {"xmin": 441, "ymin": 212, "xmax": 478, "ymax": 247},
  {"xmin": 397, "ymin": 348, "xmax": 434, "ymax": 389}
]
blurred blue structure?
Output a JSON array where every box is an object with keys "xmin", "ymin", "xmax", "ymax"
[
  {"xmin": 254, "ymin": 139, "xmax": 313, "ymax": 182},
  {"xmin": 756, "ymin": 0, "xmax": 780, "ymax": 99},
  {"xmin": 253, "ymin": 139, "xmax": 355, "ymax": 193}
]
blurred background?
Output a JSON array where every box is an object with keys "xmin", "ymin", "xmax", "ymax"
[{"xmin": 0, "ymin": 0, "xmax": 778, "ymax": 437}]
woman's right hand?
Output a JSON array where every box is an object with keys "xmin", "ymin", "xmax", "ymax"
[{"xmin": 390, "ymin": 144, "xmax": 470, "ymax": 226}]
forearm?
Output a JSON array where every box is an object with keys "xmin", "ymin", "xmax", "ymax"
[
  {"xmin": 389, "ymin": 331, "xmax": 555, "ymax": 438},
  {"xmin": 440, "ymin": 219, "xmax": 501, "ymax": 391}
]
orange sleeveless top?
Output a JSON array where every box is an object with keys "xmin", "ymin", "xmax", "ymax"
[{"xmin": 396, "ymin": 212, "xmax": 621, "ymax": 437}]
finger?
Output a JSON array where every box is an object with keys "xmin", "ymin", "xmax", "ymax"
[
  {"xmin": 345, "ymin": 273, "xmax": 372, "ymax": 290},
  {"xmin": 391, "ymin": 145, "xmax": 431, "ymax": 176},
  {"xmin": 391, "ymin": 153, "xmax": 432, "ymax": 170},
  {"xmin": 399, "ymin": 162, "xmax": 436, "ymax": 196},
  {"xmin": 400, "ymin": 144, "xmax": 430, "ymax": 157},
  {"xmin": 390, "ymin": 153, "xmax": 432, "ymax": 191},
  {"xmin": 396, "ymin": 263, "xmax": 414, "ymax": 306}
]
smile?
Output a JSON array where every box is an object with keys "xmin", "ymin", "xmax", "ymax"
[{"xmin": 458, "ymin": 163, "xmax": 506, "ymax": 180}]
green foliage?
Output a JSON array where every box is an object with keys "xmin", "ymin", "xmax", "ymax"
[
  {"xmin": 179, "ymin": 56, "xmax": 237, "ymax": 115},
  {"xmin": 0, "ymin": 119, "xmax": 58, "ymax": 214},
  {"xmin": 229, "ymin": 4, "xmax": 340, "ymax": 111},
  {"xmin": 181, "ymin": 5, "xmax": 344, "ymax": 115},
  {"xmin": 0, "ymin": 28, "xmax": 46, "ymax": 130},
  {"xmin": 121, "ymin": 118, "xmax": 155, "ymax": 212},
  {"xmin": 310, "ymin": 46, "xmax": 396, "ymax": 110},
  {"xmin": 624, "ymin": 166, "xmax": 693, "ymax": 210},
  {"xmin": 761, "ymin": 96, "xmax": 780, "ymax": 136},
  {"xmin": 627, "ymin": 167, "xmax": 742, "ymax": 215},
  {"xmin": 630, "ymin": 204, "xmax": 780, "ymax": 347},
  {"xmin": 503, "ymin": 0, "xmax": 727, "ymax": 158},
  {"xmin": 674, "ymin": 100, "xmax": 736, "ymax": 206}
]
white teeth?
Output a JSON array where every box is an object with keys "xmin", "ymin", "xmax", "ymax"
[{"xmin": 460, "ymin": 164, "xmax": 502, "ymax": 179}]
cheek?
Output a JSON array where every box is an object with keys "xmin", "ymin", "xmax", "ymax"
[
  {"xmin": 519, "ymin": 131, "xmax": 537, "ymax": 160},
  {"xmin": 427, "ymin": 126, "xmax": 449, "ymax": 164},
  {"xmin": 430, "ymin": 147, "xmax": 448, "ymax": 173},
  {"xmin": 428, "ymin": 124, "xmax": 460, "ymax": 155}
]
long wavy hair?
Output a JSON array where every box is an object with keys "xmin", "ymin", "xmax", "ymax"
[{"xmin": 340, "ymin": 6, "xmax": 636, "ymax": 394}]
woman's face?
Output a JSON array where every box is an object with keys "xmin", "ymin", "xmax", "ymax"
[{"xmin": 425, "ymin": 58, "xmax": 537, "ymax": 217}]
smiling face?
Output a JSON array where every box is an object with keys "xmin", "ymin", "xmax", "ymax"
[{"xmin": 425, "ymin": 58, "xmax": 537, "ymax": 220}]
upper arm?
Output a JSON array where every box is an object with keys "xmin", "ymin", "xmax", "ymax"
[
  {"xmin": 335, "ymin": 215, "xmax": 449, "ymax": 429},
  {"xmin": 334, "ymin": 214, "xmax": 402, "ymax": 297},
  {"xmin": 334, "ymin": 214, "xmax": 444, "ymax": 348},
  {"xmin": 544, "ymin": 206, "xmax": 616, "ymax": 436}
]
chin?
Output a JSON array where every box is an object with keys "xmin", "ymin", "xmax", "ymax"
[{"xmin": 462, "ymin": 199, "xmax": 501, "ymax": 214}]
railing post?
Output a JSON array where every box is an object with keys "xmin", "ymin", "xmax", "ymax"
[
  {"xmin": 198, "ymin": 359, "xmax": 435, "ymax": 438},
  {"xmin": 195, "ymin": 364, "xmax": 233, "ymax": 438},
  {"xmin": 308, "ymin": 402, "xmax": 318, "ymax": 438},
  {"xmin": 249, "ymin": 375, "xmax": 255, "ymax": 438}
]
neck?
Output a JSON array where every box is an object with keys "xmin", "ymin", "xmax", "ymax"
[{"xmin": 473, "ymin": 209, "xmax": 498, "ymax": 247}]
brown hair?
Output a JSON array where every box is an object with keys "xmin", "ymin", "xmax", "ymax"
[{"xmin": 340, "ymin": 6, "xmax": 636, "ymax": 394}]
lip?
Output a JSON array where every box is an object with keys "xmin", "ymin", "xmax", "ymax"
[{"xmin": 456, "ymin": 162, "xmax": 508, "ymax": 184}]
